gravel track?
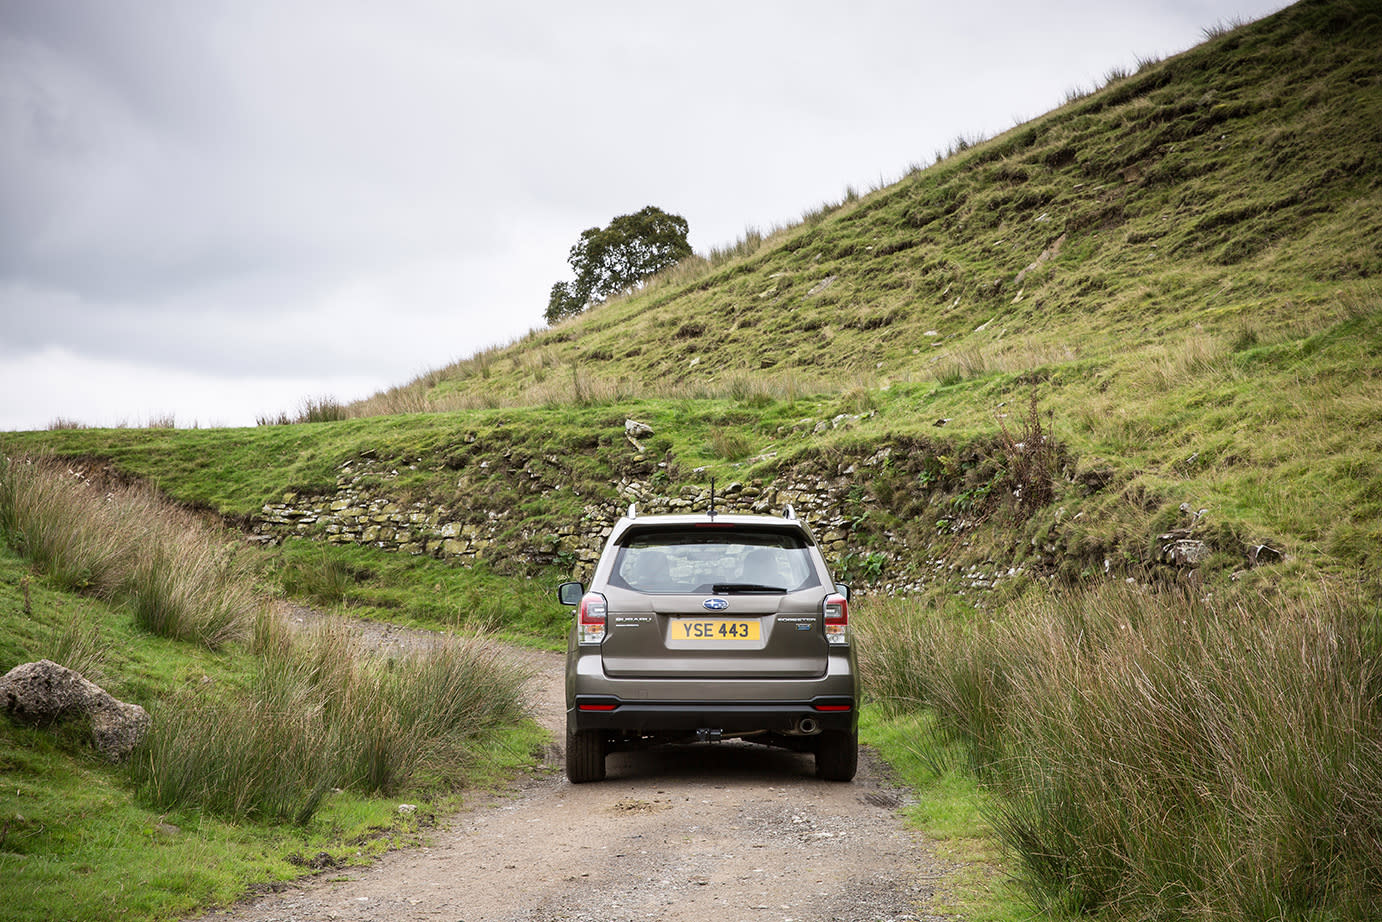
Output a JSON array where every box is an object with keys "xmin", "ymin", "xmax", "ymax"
[{"xmin": 193, "ymin": 610, "xmax": 957, "ymax": 922}]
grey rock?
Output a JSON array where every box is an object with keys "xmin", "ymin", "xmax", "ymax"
[
  {"xmin": 1161, "ymin": 537, "xmax": 1211, "ymax": 567},
  {"xmin": 0, "ymin": 660, "xmax": 150, "ymax": 760}
]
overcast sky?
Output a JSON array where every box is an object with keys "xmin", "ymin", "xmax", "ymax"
[{"xmin": 0, "ymin": 0, "xmax": 1289, "ymax": 431}]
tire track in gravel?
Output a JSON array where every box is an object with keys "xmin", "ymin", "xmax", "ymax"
[{"xmin": 193, "ymin": 611, "xmax": 958, "ymax": 922}]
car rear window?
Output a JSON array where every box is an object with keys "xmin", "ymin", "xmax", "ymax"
[{"xmin": 610, "ymin": 526, "xmax": 821, "ymax": 594}]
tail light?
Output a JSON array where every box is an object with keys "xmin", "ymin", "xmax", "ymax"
[
  {"xmin": 577, "ymin": 592, "xmax": 607, "ymax": 644},
  {"xmin": 823, "ymin": 592, "xmax": 849, "ymax": 645}
]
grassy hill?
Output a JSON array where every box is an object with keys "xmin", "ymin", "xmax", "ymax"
[
  {"xmin": 368, "ymin": 0, "xmax": 1379, "ymax": 409},
  {"xmin": 3, "ymin": 2, "xmax": 1382, "ymax": 919}
]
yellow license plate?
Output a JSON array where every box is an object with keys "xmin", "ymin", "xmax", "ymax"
[{"xmin": 674, "ymin": 620, "xmax": 760, "ymax": 641}]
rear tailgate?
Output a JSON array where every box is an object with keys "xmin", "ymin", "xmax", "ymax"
[{"xmin": 600, "ymin": 589, "xmax": 827, "ymax": 679}]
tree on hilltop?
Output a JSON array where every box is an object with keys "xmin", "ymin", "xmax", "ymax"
[{"xmin": 545, "ymin": 205, "xmax": 692, "ymax": 324}]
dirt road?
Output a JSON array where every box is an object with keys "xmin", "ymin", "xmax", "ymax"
[{"xmin": 196, "ymin": 629, "xmax": 955, "ymax": 922}]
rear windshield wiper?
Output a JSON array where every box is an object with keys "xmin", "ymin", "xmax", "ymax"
[{"xmin": 712, "ymin": 583, "xmax": 786, "ymax": 594}]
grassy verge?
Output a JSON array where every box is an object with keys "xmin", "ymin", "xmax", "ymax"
[
  {"xmin": 130, "ymin": 615, "xmax": 531, "ymax": 823},
  {"xmin": 858, "ymin": 584, "xmax": 1382, "ymax": 920},
  {"xmin": 0, "ymin": 462, "xmax": 546, "ymax": 922},
  {"xmin": 262, "ymin": 537, "xmax": 570, "ymax": 646},
  {"xmin": 861, "ymin": 706, "xmax": 1043, "ymax": 922}
]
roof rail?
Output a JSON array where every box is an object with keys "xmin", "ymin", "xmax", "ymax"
[
  {"xmin": 783, "ymin": 504, "xmax": 795, "ymax": 520},
  {"xmin": 627, "ymin": 503, "xmax": 637, "ymax": 519}
]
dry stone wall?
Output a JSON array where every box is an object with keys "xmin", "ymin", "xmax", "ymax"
[
  {"xmin": 249, "ymin": 419, "xmax": 1265, "ymax": 595},
  {"xmin": 252, "ymin": 419, "xmax": 1131, "ymax": 596},
  {"xmin": 253, "ymin": 453, "xmax": 875, "ymax": 583},
  {"xmin": 249, "ymin": 425, "xmax": 1255, "ymax": 594}
]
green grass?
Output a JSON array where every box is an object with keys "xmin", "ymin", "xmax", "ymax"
[
  {"xmin": 0, "ymin": 715, "xmax": 439, "ymax": 922},
  {"xmin": 0, "ymin": 487, "xmax": 544, "ymax": 922},
  {"xmin": 264, "ymin": 538, "xmax": 570, "ymax": 644},
  {"xmin": 1, "ymin": 708, "xmax": 546, "ymax": 922},
  {"xmin": 858, "ymin": 584, "xmax": 1382, "ymax": 920},
  {"xmin": 131, "ymin": 616, "xmax": 532, "ymax": 822},
  {"xmin": 861, "ymin": 707, "xmax": 1039, "ymax": 922}
]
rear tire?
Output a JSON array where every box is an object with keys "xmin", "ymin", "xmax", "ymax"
[
  {"xmin": 815, "ymin": 729, "xmax": 858, "ymax": 781},
  {"xmin": 565, "ymin": 729, "xmax": 606, "ymax": 783}
]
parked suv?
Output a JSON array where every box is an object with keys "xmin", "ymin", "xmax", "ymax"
[{"xmin": 557, "ymin": 504, "xmax": 858, "ymax": 783}]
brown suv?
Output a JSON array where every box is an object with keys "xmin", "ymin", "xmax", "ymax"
[{"xmin": 557, "ymin": 505, "xmax": 858, "ymax": 783}]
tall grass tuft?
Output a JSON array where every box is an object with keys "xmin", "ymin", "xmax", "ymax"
[
  {"xmin": 255, "ymin": 396, "xmax": 350, "ymax": 425},
  {"xmin": 1202, "ymin": 16, "xmax": 1248, "ymax": 40},
  {"xmin": 0, "ymin": 459, "xmax": 127, "ymax": 596},
  {"xmin": 935, "ymin": 348, "xmax": 988, "ymax": 385},
  {"xmin": 277, "ymin": 545, "xmax": 360, "ymax": 607},
  {"xmin": 859, "ymin": 583, "xmax": 1382, "ymax": 919},
  {"xmin": 44, "ymin": 609, "xmax": 107, "ymax": 682},
  {"xmin": 861, "ymin": 596, "xmax": 1014, "ymax": 772},
  {"xmin": 125, "ymin": 538, "xmax": 251, "ymax": 648},
  {"xmin": 131, "ymin": 623, "xmax": 530, "ymax": 822},
  {"xmin": 707, "ymin": 227, "xmax": 768, "ymax": 268},
  {"xmin": 0, "ymin": 456, "xmax": 256, "ymax": 648},
  {"xmin": 297, "ymin": 396, "xmax": 348, "ymax": 423},
  {"xmin": 46, "ymin": 417, "xmax": 91, "ymax": 431},
  {"xmin": 708, "ymin": 427, "xmax": 752, "ymax": 460}
]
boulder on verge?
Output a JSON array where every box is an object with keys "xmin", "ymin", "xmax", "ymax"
[{"xmin": 0, "ymin": 660, "xmax": 150, "ymax": 761}]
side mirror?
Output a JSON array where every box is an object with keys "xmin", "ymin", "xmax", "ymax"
[
  {"xmin": 557, "ymin": 581, "xmax": 585, "ymax": 607},
  {"xmin": 834, "ymin": 583, "xmax": 851, "ymax": 601}
]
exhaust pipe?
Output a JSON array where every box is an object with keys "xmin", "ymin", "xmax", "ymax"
[{"xmin": 796, "ymin": 717, "xmax": 821, "ymax": 735}]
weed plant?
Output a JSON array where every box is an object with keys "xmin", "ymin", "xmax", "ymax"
[{"xmin": 859, "ymin": 583, "xmax": 1382, "ymax": 919}]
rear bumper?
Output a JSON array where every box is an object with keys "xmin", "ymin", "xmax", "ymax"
[
  {"xmin": 567, "ymin": 696, "xmax": 857, "ymax": 735},
  {"xmin": 565, "ymin": 640, "xmax": 859, "ymax": 737}
]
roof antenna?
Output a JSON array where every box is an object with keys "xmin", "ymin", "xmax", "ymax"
[{"xmin": 708, "ymin": 477, "xmax": 717, "ymax": 520}]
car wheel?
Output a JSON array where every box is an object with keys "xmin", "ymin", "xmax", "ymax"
[
  {"xmin": 815, "ymin": 729, "xmax": 857, "ymax": 781},
  {"xmin": 566, "ymin": 729, "xmax": 606, "ymax": 783}
]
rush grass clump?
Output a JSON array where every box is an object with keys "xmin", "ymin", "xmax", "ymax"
[
  {"xmin": 0, "ymin": 456, "xmax": 256, "ymax": 648},
  {"xmin": 130, "ymin": 622, "xmax": 530, "ymax": 823},
  {"xmin": 859, "ymin": 583, "xmax": 1382, "ymax": 919}
]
